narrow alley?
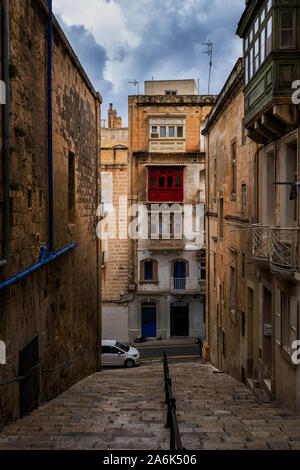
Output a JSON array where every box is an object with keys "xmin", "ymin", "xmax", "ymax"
[{"xmin": 0, "ymin": 359, "xmax": 300, "ymax": 450}]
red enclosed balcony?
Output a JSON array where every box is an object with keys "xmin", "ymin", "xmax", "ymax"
[{"xmin": 147, "ymin": 166, "xmax": 184, "ymax": 203}]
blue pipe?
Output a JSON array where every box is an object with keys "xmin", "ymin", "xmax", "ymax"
[
  {"xmin": 0, "ymin": 244, "xmax": 77, "ymax": 291},
  {"xmin": 0, "ymin": 1, "xmax": 78, "ymax": 293},
  {"xmin": 48, "ymin": 0, "xmax": 54, "ymax": 253}
]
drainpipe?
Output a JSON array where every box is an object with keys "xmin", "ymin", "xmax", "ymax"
[
  {"xmin": 48, "ymin": 0, "xmax": 54, "ymax": 253},
  {"xmin": 0, "ymin": 244, "xmax": 77, "ymax": 291},
  {"xmin": 0, "ymin": 0, "xmax": 10, "ymax": 267}
]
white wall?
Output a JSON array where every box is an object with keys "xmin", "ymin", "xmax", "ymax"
[{"xmin": 102, "ymin": 305, "xmax": 129, "ymax": 342}]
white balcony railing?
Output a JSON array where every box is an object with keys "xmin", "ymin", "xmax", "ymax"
[
  {"xmin": 170, "ymin": 278, "xmax": 205, "ymax": 294},
  {"xmin": 270, "ymin": 227, "xmax": 300, "ymax": 272},
  {"xmin": 252, "ymin": 224, "xmax": 270, "ymax": 263},
  {"xmin": 253, "ymin": 225, "xmax": 300, "ymax": 272}
]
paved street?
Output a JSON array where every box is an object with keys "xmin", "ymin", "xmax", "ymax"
[
  {"xmin": 0, "ymin": 359, "xmax": 300, "ymax": 450},
  {"xmin": 138, "ymin": 343, "xmax": 201, "ymax": 362}
]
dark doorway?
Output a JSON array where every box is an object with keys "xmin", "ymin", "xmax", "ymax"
[
  {"xmin": 19, "ymin": 336, "xmax": 40, "ymax": 417},
  {"xmin": 171, "ymin": 304, "xmax": 189, "ymax": 336},
  {"xmin": 142, "ymin": 303, "xmax": 157, "ymax": 338}
]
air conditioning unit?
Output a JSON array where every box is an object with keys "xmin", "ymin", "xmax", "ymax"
[{"xmin": 151, "ymin": 133, "xmax": 159, "ymax": 139}]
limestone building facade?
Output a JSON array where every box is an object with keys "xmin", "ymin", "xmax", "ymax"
[
  {"xmin": 204, "ymin": 0, "xmax": 300, "ymax": 411},
  {"xmin": 100, "ymin": 105, "xmax": 130, "ymax": 342},
  {"xmin": 126, "ymin": 80, "xmax": 216, "ymax": 342},
  {"xmin": 0, "ymin": 0, "xmax": 101, "ymax": 428}
]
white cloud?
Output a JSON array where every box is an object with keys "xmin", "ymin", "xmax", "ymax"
[{"xmin": 53, "ymin": 0, "xmax": 139, "ymax": 60}]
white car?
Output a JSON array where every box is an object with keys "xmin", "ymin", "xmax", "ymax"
[{"xmin": 101, "ymin": 340, "xmax": 140, "ymax": 368}]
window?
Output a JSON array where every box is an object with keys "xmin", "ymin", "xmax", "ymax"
[
  {"xmin": 245, "ymin": 55, "xmax": 249, "ymax": 85},
  {"xmin": 140, "ymin": 259, "xmax": 158, "ymax": 282},
  {"xmin": 200, "ymin": 261, "xmax": 206, "ymax": 280},
  {"xmin": 241, "ymin": 311, "xmax": 246, "ymax": 337},
  {"xmin": 144, "ymin": 261, "xmax": 154, "ymax": 281},
  {"xmin": 280, "ymin": 11, "xmax": 295, "ymax": 48},
  {"xmin": 160, "ymin": 126, "xmax": 166, "ymax": 138},
  {"xmin": 169, "ymin": 126, "xmax": 175, "ymax": 138},
  {"xmin": 231, "ymin": 141, "xmax": 237, "ymax": 196},
  {"xmin": 254, "ymin": 17, "xmax": 259, "ymax": 34},
  {"xmin": 159, "ymin": 176, "xmax": 165, "ymax": 188},
  {"xmin": 150, "ymin": 176, "xmax": 156, "ymax": 188},
  {"xmin": 68, "ymin": 152, "xmax": 75, "ymax": 223},
  {"xmin": 177, "ymin": 126, "xmax": 183, "ymax": 138},
  {"xmin": 102, "ymin": 346, "xmax": 119, "ymax": 354},
  {"xmin": 242, "ymin": 183, "xmax": 247, "ymax": 216},
  {"xmin": 254, "ymin": 38, "xmax": 259, "ymax": 73},
  {"xmin": 249, "ymin": 47, "xmax": 254, "ymax": 79},
  {"xmin": 266, "ymin": 17, "xmax": 272, "ymax": 55},
  {"xmin": 165, "ymin": 90, "xmax": 177, "ymax": 96},
  {"xmin": 149, "ymin": 119, "xmax": 185, "ymax": 140},
  {"xmin": 260, "ymin": 28, "xmax": 266, "ymax": 63},
  {"xmin": 268, "ymin": 0, "xmax": 272, "ymax": 12}
]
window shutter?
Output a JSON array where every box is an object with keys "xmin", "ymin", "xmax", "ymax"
[
  {"xmin": 140, "ymin": 260, "xmax": 145, "ymax": 282},
  {"xmin": 290, "ymin": 296, "xmax": 298, "ymax": 345},
  {"xmin": 276, "ymin": 288, "xmax": 282, "ymax": 345},
  {"xmin": 154, "ymin": 260, "xmax": 158, "ymax": 282}
]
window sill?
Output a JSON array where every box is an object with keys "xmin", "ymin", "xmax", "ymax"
[{"xmin": 139, "ymin": 280, "xmax": 159, "ymax": 284}]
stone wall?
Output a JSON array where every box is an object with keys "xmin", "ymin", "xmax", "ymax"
[{"xmin": 0, "ymin": 0, "xmax": 101, "ymax": 429}]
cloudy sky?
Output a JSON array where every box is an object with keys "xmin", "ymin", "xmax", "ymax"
[{"xmin": 53, "ymin": 0, "xmax": 245, "ymax": 126}]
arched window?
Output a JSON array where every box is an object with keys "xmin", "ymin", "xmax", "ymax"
[{"xmin": 140, "ymin": 259, "xmax": 158, "ymax": 282}]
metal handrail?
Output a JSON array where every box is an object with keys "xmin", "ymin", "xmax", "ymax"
[{"xmin": 163, "ymin": 351, "xmax": 185, "ymax": 451}]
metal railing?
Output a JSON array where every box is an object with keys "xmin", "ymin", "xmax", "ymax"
[
  {"xmin": 163, "ymin": 351, "xmax": 185, "ymax": 451},
  {"xmin": 252, "ymin": 224, "xmax": 270, "ymax": 263},
  {"xmin": 170, "ymin": 277, "xmax": 201, "ymax": 293},
  {"xmin": 270, "ymin": 226, "xmax": 300, "ymax": 272}
]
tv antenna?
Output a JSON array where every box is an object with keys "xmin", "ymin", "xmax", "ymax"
[
  {"xmin": 128, "ymin": 79, "xmax": 140, "ymax": 95},
  {"xmin": 202, "ymin": 41, "xmax": 213, "ymax": 95}
]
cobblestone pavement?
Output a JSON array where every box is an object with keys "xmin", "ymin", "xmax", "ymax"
[{"xmin": 0, "ymin": 359, "xmax": 300, "ymax": 450}]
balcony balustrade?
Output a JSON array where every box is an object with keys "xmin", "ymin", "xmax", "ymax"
[
  {"xmin": 252, "ymin": 224, "xmax": 270, "ymax": 263},
  {"xmin": 170, "ymin": 277, "xmax": 205, "ymax": 294},
  {"xmin": 252, "ymin": 225, "xmax": 300, "ymax": 273},
  {"xmin": 270, "ymin": 227, "xmax": 300, "ymax": 273}
]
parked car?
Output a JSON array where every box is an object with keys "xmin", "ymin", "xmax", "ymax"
[{"xmin": 101, "ymin": 340, "xmax": 140, "ymax": 368}]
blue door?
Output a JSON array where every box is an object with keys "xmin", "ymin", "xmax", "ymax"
[
  {"xmin": 142, "ymin": 305, "xmax": 156, "ymax": 338},
  {"xmin": 173, "ymin": 262, "xmax": 186, "ymax": 290}
]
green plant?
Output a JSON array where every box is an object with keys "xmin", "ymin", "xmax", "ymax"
[
  {"xmin": 14, "ymin": 125, "xmax": 27, "ymax": 137},
  {"xmin": 9, "ymin": 63, "xmax": 19, "ymax": 79},
  {"xmin": 9, "ymin": 181, "xmax": 21, "ymax": 191}
]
